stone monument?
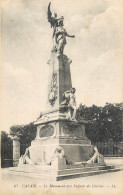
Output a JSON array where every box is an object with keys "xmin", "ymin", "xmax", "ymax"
[
  {"xmin": 8, "ymin": 3, "xmax": 117, "ymax": 180},
  {"xmin": 29, "ymin": 2, "xmax": 94, "ymax": 166}
]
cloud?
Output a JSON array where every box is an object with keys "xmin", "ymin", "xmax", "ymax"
[
  {"xmin": 89, "ymin": 6, "xmax": 123, "ymax": 50},
  {"xmin": 66, "ymin": 5, "xmax": 123, "ymax": 64},
  {"xmin": 73, "ymin": 48, "xmax": 123, "ymax": 106},
  {"xmin": 1, "ymin": 61, "xmax": 48, "ymax": 132},
  {"xmin": 69, "ymin": 14, "xmax": 93, "ymax": 32},
  {"xmin": 53, "ymin": 0, "xmax": 108, "ymax": 17},
  {"xmin": 2, "ymin": 63, "xmax": 32, "ymax": 95}
]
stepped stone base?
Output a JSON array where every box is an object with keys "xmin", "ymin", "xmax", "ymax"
[
  {"xmin": 3, "ymin": 163, "xmax": 121, "ymax": 181},
  {"xmin": 31, "ymin": 119, "xmax": 94, "ymax": 164}
]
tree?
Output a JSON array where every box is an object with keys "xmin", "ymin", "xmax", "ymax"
[
  {"xmin": 1, "ymin": 131, "xmax": 12, "ymax": 143},
  {"xmin": 1, "ymin": 131, "xmax": 13, "ymax": 168},
  {"xmin": 10, "ymin": 122, "xmax": 37, "ymax": 144},
  {"xmin": 76, "ymin": 103, "xmax": 122, "ymax": 142}
]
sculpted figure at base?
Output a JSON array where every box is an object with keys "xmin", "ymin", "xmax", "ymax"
[
  {"xmin": 19, "ymin": 147, "xmax": 35, "ymax": 165},
  {"xmin": 61, "ymin": 87, "xmax": 77, "ymax": 120},
  {"xmin": 87, "ymin": 146, "xmax": 105, "ymax": 164},
  {"xmin": 53, "ymin": 147, "xmax": 65, "ymax": 159},
  {"xmin": 50, "ymin": 146, "xmax": 72, "ymax": 166}
]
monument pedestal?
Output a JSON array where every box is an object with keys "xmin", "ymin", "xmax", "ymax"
[
  {"xmin": 30, "ymin": 119, "xmax": 93, "ymax": 165},
  {"xmin": 14, "ymin": 52, "xmax": 113, "ymax": 180},
  {"xmin": 28, "ymin": 53, "xmax": 94, "ymax": 171}
]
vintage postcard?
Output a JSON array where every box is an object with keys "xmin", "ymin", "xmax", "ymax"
[{"xmin": 1, "ymin": 0, "xmax": 123, "ymax": 195}]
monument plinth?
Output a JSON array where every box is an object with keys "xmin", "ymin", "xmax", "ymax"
[{"xmin": 31, "ymin": 49, "xmax": 93, "ymax": 165}]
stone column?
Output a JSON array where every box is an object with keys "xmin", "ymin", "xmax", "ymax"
[
  {"xmin": 108, "ymin": 139, "xmax": 113, "ymax": 156},
  {"xmin": 47, "ymin": 54, "xmax": 72, "ymax": 110},
  {"xmin": 12, "ymin": 136, "xmax": 20, "ymax": 167}
]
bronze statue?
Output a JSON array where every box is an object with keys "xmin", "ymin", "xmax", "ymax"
[
  {"xmin": 47, "ymin": 2, "xmax": 64, "ymax": 38},
  {"xmin": 47, "ymin": 2, "xmax": 75, "ymax": 54},
  {"xmin": 55, "ymin": 19, "xmax": 75, "ymax": 54}
]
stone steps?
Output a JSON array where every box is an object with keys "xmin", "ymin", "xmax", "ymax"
[
  {"xmin": 2, "ymin": 165, "xmax": 122, "ymax": 181},
  {"xmin": 8, "ymin": 165, "xmax": 114, "ymax": 174},
  {"xmin": 56, "ymin": 167, "xmax": 121, "ymax": 180}
]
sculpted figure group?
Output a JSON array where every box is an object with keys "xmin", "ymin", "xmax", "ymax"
[
  {"xmin": 19, "ymin": 146, "xmax": 105, "ymax": 166},
  {"xmin": 47, "ymin": 2, "xmax": 75, "ymax": 54}
]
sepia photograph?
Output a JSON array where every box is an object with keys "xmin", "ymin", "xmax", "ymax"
[{"xmin": 1, "ymin": 0, "xmax": 123, "ymax": 194}]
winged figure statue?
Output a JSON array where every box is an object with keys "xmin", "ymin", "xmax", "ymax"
[
  {"xmin": 47, "ymin": 2, "xmax": 75, "ymax": 54},
  {"xmin": 47, "ymin": 2, "xmax": 64, "ymax": 38}
]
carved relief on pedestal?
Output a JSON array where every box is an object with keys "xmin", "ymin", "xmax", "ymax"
[
  {"xmin": 60, "ymin": 122, "xmax": 83, "ymax": 138},
  {"xmin": 36, "ymin": 123, "xmax": 58, "ymax": 139},
  {"xmin": 48, "ymin": 73, "xmax": 58, "ymax": 106},
  {"xmin": 39, "ymin": 125, "xmax": 54, "ymax": 138}
]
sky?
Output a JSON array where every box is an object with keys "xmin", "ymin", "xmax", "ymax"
[{"xmin": 1, "ymin": 0, "xmax": 123, "ymax": 132}]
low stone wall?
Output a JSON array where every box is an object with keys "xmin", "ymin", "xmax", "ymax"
[{"xmin": 105, "ymin": 157, "xmax": 123, "ymax": 166}]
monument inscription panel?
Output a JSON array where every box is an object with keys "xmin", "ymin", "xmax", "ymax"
[{"xmin": 39, "ymin": 125, "xmax": 54, "ymax": 137}]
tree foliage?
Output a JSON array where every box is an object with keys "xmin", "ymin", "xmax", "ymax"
[
  {"xmin": 76, "ymin": 103, "xmax": 122, "ymax": 142},
  {"xmin": 1, "ymin": 131, "xmax": 12, "ymax": 143},
  {"xmin": 10, "ymin": 122, "xmax": 37, "ymax": 144},
  {"xmin": 1, "ymin": 131, "xmax": 13, "ymax": 168}
]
